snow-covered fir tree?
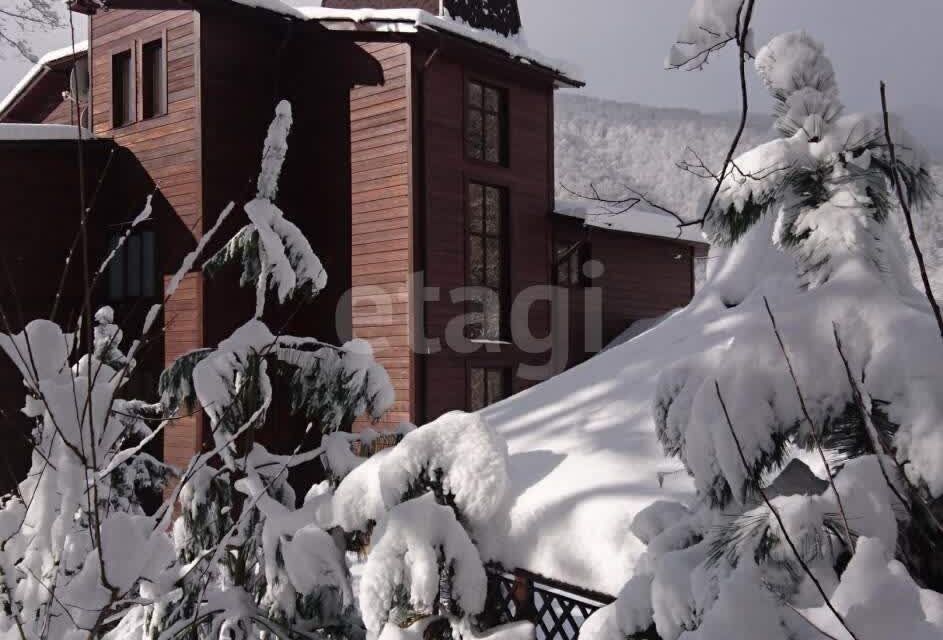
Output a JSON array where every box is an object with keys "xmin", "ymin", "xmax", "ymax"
[
  {"xmin": 583, "ymin": 5, "xmax": 943, "ymax": 640},
  {"xmin": 0, "ymin": 98, "xmax": 527, "ymax": 640}
]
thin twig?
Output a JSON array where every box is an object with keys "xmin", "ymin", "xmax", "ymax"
[
  {"xmin": 763, "ymin": 298, "xmax": 853, "ymax": 549},
  {"xmin": 832, "ymin": 323, "xmax": 943, "ymax": 539},
  {"xmin": 879, "ymin": 82, "xmax": 943, "ymax": 342},
  {"xmin": 699, "ymin": 0, "xmax": 756, "ymax": 228},
  {"xmin": 714, "ymin": 381, "xmax": 860, "ymax": 640}
]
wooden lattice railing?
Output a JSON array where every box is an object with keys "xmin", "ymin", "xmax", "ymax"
[{"xmin": 484, "ymin": 569, "xmax": 615, "ymax": 640}]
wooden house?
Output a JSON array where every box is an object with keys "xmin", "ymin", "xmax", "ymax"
[{"xmin": 0, "ymin": 0, "xmax": 706, "ymax": 485}]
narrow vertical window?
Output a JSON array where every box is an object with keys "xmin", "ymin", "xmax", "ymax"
[
  {"xmin": 465, "ymin": 80, "xmax": 507, "ymax": 164},
  {"xmin": 107, "ymin": 230, "xmax": 158, "ymax": 300},
  {"xmin": 142, "ymin": 39, "xmax": 166, "ymax": 119},
  {"xmin": 554, "ymin": 240, "xmax": 591, "ymax": 287},
  {"xmin": 467, "ymin": 182, "xmax": 507, "ymax": 340},
  {"xmin": 469, "ymin": 367, "xmax": 510, "ymax": 411},
  {"xmin": 111, "ymin": 50, "xmax": 134, "ymax": 127}
]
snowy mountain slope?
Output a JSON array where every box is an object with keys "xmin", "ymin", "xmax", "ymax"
[{"xmin": 553, "ymin": 93, "xmax": 943, "ymax": 291}]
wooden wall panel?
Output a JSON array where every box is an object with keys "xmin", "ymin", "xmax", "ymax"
[
  {"xmin": 350, "ymin": 42, "xmax": 413, "ymax": 429},
  {"xmin": 552, "ymin": 217, "xmax": 700, "ymax": 368},
  {"xmin": 90, "ymin": 8, "xmax": 203, "ymax": 468},
  {"xmin": 420, "ymin": 52, "xmax": 554, "ymax": 421}
]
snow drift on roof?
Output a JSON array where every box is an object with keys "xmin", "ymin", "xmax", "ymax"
[
  {"xmin": 0, "ymin": 40, "xmax": 87, "ymax": 117},
  {"xmin": 555, "ymin": 199, "xmax": 706, "ymax": 244},
  {"xmin": 0, "ymin": 123, "xmax": 94, "ymax": 141},
  {"xmin": 226, "ymin": 1, "xmax": 579, "ymax": 81}
]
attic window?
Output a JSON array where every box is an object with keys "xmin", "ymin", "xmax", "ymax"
[
  {"xmin": 466, "ymin": 80, "xmax": 507, "ymax": 165},
  {"xmin": 111, "ymin": 49, "xmax": 134, "ymax": 127},
  {"xmin": 142, "ymin": 39, "xmax": 166, "ymax": 119}
]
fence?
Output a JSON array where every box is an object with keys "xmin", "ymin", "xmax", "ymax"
[{"xmin": 485, "ymin": 569, "xmax": 615, "ymax": 640}]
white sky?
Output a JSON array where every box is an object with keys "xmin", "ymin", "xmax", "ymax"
[{"xmin": 2, "ymin": 1, "xmax": 941, "ymax": 116}]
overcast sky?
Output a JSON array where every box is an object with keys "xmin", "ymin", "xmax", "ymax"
[{"xmin": 2, "ymin": 1, "xmax": 942, "ymax": 116}]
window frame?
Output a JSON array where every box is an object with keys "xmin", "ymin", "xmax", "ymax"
[
  {"xmin": 106, "ymin": 227, "xmax": 159, "ymax": 302},
  {"xmin": 464, "ymin": 78, "xmax": 509, "ymax": 166},
  {"xmin": 141, "ymin": 33, "xmax": 167, "ymax": 120},
  {"xmin": 464, "ymin": 180, "xmax": 510, "ymax": 341},
  {"xmin": 110, "ymin": 47, "xmax": 136, "ymax": 129},
  {"xmin": 466, "ymin": 365, "xmax": 512, "ymax": 412}
]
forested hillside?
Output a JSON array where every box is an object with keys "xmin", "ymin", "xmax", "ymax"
[{"xmin": 554, "ymin": 93, "xmax": 943, "ymax": 291}]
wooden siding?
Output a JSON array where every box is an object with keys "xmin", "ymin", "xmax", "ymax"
[
  {"xmin": 419, "ymin": 51, "xmax": 554, "ymax": 421},
  {"xmin": 90, "ymin": 8, "xmax": 203, "ymax": 470},
  {"xmin": 552, "ymin": 216, "xmax": 699, "ymax": 366},
  {"xmin": 350, "ymin": 42, "xmax": 413, "ymax": 428}
]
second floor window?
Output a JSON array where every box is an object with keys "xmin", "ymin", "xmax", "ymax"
[
  {"xmin": 107, "ymin": 230, "xmax": 157, "ymax": 300},
  {"xmin": 142, "ymin": 39, "xmax": 166, "ymax": 119},
  {"xmin": 466, "ymin": 80, "xmax": 507, "ymax": 164},
  {"xmin": 468, "ymin": 366, "xmax": 510, "ymax": 411},
  {"xmin": 466, "ymin": 182, "xmax": 507, "ymax": 340},
  {"xmin": 112, "ymin": 50, "xmax": 134, "ymax": 127}
]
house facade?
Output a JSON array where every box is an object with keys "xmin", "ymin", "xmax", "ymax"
[{"xmin": 0, "ymin": 0, "xmax": 706, "ymax": 484}]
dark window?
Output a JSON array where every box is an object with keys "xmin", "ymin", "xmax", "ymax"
[
  {"xmin": 466, "ymin": 80, "xmax": 507, "ymax": 164},
  {"xmin": 554, "ymin": 240, "xmax": 591, "ymax": 287},
  {"xmin": 467, "ymin": 183, "xmax": 508, "ymax": 340},
  {"xmin": 469, "ymin": 367, "xmax": 511, "ymax": 411},
  {"xmin": 107, "ymin": 230, "xmax": 157, "ymax": 300},
  {"xmin": 142, "ymin": 39, "xmax": 166, "ymax": 119},
  {"xmin": 111, "ymin": 50, "xmax": 134, "ymax": 127}
]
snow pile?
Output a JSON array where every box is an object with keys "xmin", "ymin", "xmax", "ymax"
[
  {"xmin": 331, "ymin": 412, "xmax": 517, "ymax": 639},
  {"xmin": 360, "ymin": 493, "xmax": 487, "ymax": 634}
]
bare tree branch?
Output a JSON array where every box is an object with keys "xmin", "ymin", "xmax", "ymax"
[{"xmin": 879, "ymin": 81, "xmax": 943, "ymax": 342}]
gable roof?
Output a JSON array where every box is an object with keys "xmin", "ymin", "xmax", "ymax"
[{"xmin": 0, "ymin": 41, "xmax": 87, "ymax": 121}]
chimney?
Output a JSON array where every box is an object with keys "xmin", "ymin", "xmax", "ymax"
[
  {"xmin": 442, "ymin": 0, "xmax": 522, "ymax": 36},
  {"xmin": 320, "ymin": 1, "xmax": 523, "ymax": 37}
]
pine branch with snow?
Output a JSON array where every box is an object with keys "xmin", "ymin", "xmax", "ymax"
[{"xmin": 583, "ymin": 10, "xmax": 943, "ymax": 640}]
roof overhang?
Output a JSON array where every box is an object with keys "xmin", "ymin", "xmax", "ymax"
[
  {"xmin": 0, "ymin": 40, "xmax": 88, "ymax": 121},
  {"xmin": 553, "ymin": 201, "xmax": 708, "ymax": 246}
]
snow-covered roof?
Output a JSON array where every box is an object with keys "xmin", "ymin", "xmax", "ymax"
[
  {"xmin": 476, "ymin": 303, "xmax": 698, "ymax": 595},
  {"xmin": 226, "ymin": 1, "xmax": 580, "ymax": 83},
  {"xmin": 0, "ymin": 40, "xmax": 87, "ymax": 118},
  {"xmin": 555, "ymin": 199, "xmax": 707, "ymax": 244},
  {"xmin": 0, "ymin": 123, "xmax": 94, "ymax": 141}
]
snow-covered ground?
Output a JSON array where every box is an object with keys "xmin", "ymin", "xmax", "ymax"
[{"xmin": 474, "ymin": 93, "xmax": 943, "ymax": 596}]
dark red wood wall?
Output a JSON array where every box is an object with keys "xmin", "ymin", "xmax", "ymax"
[
  {"xmin": 553, "ymin": 216, "xmax": 700, "ymax": 366},
  {"xmin": 349, "ymin": 41, "xmax": 414, "ymax": 429},
  {"xmin": 0, "ymin": 140, "xmax": 116, "ymax": 491},
  {"xmin": 90, "ymin": 8, "xmax": 203, "ymax": 470},
  {"xmin": 417, "ymin": 47, "xmax": 555, "ymax": 420}
]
